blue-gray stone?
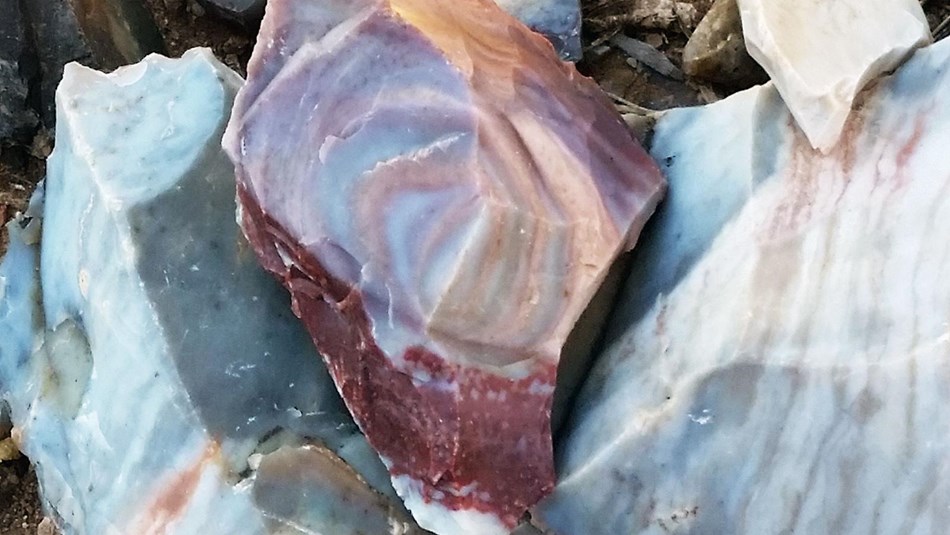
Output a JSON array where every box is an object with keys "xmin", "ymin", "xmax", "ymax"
[{"xmin": 0, "ymin": 48, "xmax": 420, "ymax": 534}]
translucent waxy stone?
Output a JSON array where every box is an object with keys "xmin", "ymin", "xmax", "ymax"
[{"xmin": 223, "ymin": 1, "xmax": 665, "ymax": 532}]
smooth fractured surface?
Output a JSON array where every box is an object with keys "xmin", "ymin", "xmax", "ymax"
[
  {"xmin": 539, "ymin": 38, "xmax": 950, "ymax": 534},
  {"xmin": 0, "ymin": 49, "xmax": 418, "ymax": 534},
  {"xmin": 737, "ymin": 0, "xmax": 930, "ymax": 152},
  {"xmin": 224, "ymin": 0, "xmax": 665, "ymax": 532}
]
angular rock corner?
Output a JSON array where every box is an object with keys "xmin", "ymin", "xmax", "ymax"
[
  {"xmin": 0, "ymin": 49, "xmax": 425, "ymax": 534},
  {"xmin": 737, "ymin": 0, "xmax": 931, "ymax": 151},
  {"xmin": 223, "ymin": 0, "xmax": 664, "ymax": 532},
  {"xmin": 539, "ymin": 35, "xmax": 950, "ymax": 535}
]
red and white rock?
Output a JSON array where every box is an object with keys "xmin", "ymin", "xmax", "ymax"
[{"xmin": 223, "ymin": 0, "xmax": 665, "ymax": 532}]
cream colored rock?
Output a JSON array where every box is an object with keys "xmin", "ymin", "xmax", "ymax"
[{"xmin": 737, "ymin": 0, "xmax": 930, "ymax": 152}]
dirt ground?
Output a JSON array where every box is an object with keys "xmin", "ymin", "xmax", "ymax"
[{"xmin": 1, "ymin": 0, "xmax": 948, "ymax": 533}]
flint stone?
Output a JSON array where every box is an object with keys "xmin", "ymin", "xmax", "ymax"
[
  {"xmin": 538, "ymin": 37, "xmax": 950, "ymax": 534},
  {"xmin": 197, "ymin": 0, "xmax": 266, "ymax": 30},
  {"xmin": 0, "ymin": 49, "xmax": 419, "ymax": 534},
  {"xmin": 223, "ymin": 0, "xmax": 665, "ymax": 532}
]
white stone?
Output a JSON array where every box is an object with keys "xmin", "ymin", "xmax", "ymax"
[
  {"xmin": 538, "ymin": 37, "xmax": 950, "ymax": 534},
  {"xmin": 737, "ymin": 0, "xmax": 930, "ymax": 152}
]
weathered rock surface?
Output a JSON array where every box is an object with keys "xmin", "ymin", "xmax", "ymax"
[
  {"xmin": 0, "ymin": 49, "xmax": 420, "ymax": 534},
  {"xmin": 223, "ymin": 0, "xmax": 665, "ymax": 533},
  {"xmin": 683, "ymin": 0, "xmax": 766, "ymax": 88},
  {"xmin": 0, "ymin": 0, "xmax": 39, "ymax": 144},
  {"xmin": 538, "ymin": 37, "xmax": 950, "ymax": 534},
  {"xmin": 737, "ymin": 0, "xmax": 930, "ymax": 151},
  {"xmin": 22, "ymin": 0, "xmax": 165, "ymax": 126}
]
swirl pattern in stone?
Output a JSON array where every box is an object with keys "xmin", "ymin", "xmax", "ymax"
[{"xmin": 223, "ymin": 1, "xmax": 665, "ymax": 533}]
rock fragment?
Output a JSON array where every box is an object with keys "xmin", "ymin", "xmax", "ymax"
[
  {"xmin": 538, "ymin": 36, "xmax": 950, "ymax": 535},
  {"xmin": 223, "ymin": 0, "xmax": 665, "ymax": 533},
  {"xmin": 737, "ymin": 0, "xmax": 931, "ymax": 151},
  {"xmin": 0, "ymin": 49, "xmax": 416, "ymax": 534},
  {"xmin": 683, "ymin": 0, "xmax": 766, "ymax": 88}
]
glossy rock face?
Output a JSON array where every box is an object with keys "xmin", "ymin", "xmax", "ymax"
[
  {"xmin": 737, "ymin": 0, "xmax": 930, "ymax": 151},
  {"xmin": 0, "ymin": 49, "xmax": 420, "ymax": 535},
  {"xmin": 223, "ymin": 0, "xmax": 665, "ymax": 532},
  {"xmin": 538, "ymin": 38, "xmax": 950, "ymax": 534}
]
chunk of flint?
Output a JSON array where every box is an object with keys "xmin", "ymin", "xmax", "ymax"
[
  {"xmin": 0, "ymin": 49, "xmax": 420, "ymax": 535},
  {"xmin": 224, "ymin": 1, "xmax": 665, "ymax": 532}
]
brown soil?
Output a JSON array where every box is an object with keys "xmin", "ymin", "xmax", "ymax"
[
  {"xmin": 0, "ymin": 457, "xmax": 44, "ymax": 535},
  {"xmin": 1, "ymin": 0, "xmax": 948, "ymax": 533}
]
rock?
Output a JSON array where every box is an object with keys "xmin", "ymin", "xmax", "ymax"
[
  {"xmin": 737, "ymin": 0, "xmax": 931, "ymax": 152},
  {"xmin": 197, "ymin": 0, "xmax": 265, "ymax": 30},
  {"xmin": 495, "ymin": 0, "xmax": 582, "ymax": 59},
  {"xmin": 0, "ymin": 0, "xmax": 39, "ymax": 144},
  {"xmin": 0, "ymin": 49, "xmax": 419, "ymax": 534},
  {"xmin": 537, "ymin": 37, "xmax": 950, "ymax": 534},
  {"xmin": 0, "ymin": 408, "xmax": 9, "ymax": 440},
  {"xmin": 21, "ymin": 0, "xmax": 165, "ymax": 126},
  {"xmin": 611, "ymin": 34, "xmax": 684, "ymax": 80},
  {"xmin": 35, "ymin": 518, "xmax": 56, "ymax": 535},
  {"xmin": 683, "ymin": 0, "xmax": 766, "ymax": 88},
  {"xmin": 253, "ymin": 445, "xmax": 420, "ymax": 534},
  {"xmin": 0, "ymin": 438, "xmax": 18, "ymax": 462},
  {"xmin": 223, "ymin": 1, "xmax": 666, "ymax": 533}
]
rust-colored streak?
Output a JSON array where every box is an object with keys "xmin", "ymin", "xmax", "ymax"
[
  {"xmin": 128, "ymin": 442, "xmax": 221, "ymax": 535},
  {"xmin": 892, "ymin": 114, "xmax": 928, "ymax": 192}
]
